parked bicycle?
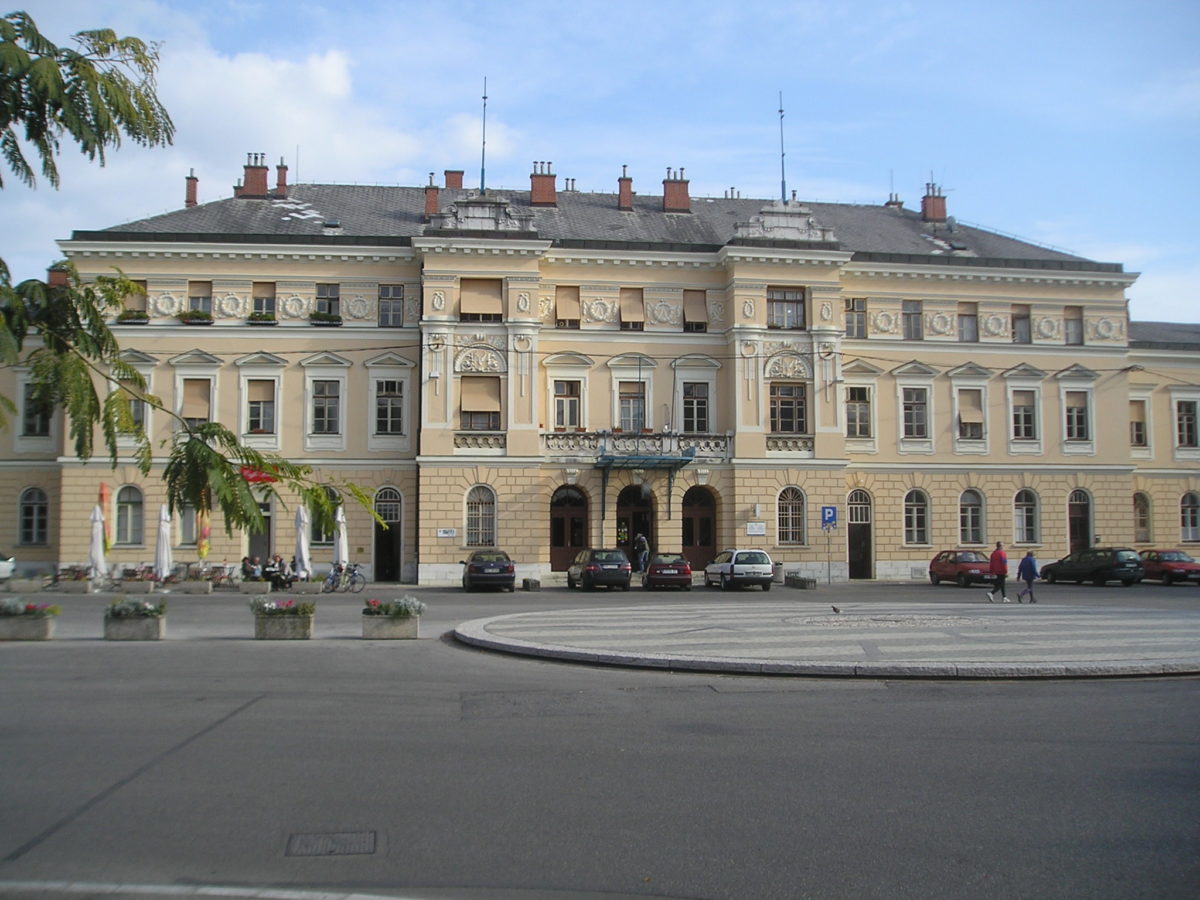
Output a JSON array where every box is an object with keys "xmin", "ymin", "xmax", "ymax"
[{"xmin": 322, "ymin": 562, "xmax": 367, "ymax": 593}]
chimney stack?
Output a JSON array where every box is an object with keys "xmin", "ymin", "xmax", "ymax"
[
  {"xmin": 884, "ymin": 192, "xmax": 903, "ymax": 209},
  {"xmin": 424, "ymin": 172, "xmax": 439, "ymax": 219},
  {"xmin": 444, "ymin": 169, "xmax": 464, "ymax": 190},
  {"xmin": 530, "ymin": 161, "xmax": 557, "ymax": 206},
  {"xmin": 185, "ymin": 168, "xmax": 198, "ymax": 208},
  {"xmin": 275, "ymin": 157, "xmax": 288, "ymax": 198},
  {"xmin": 662, "ymin": 167, "xmax": 690, "ymax": 213},
  {"xmin": 235, "ymin": 152, "xmax": 269, "ymax": 198},
  {"xmin": 921, "ymin": 183, "xmax": 947, "ymax": 223},
  {"xmin": 618, "ymin": 165, "xmax": 634, "ymax": 211}
]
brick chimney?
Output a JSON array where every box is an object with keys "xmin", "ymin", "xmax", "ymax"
[
  {"xmin": 424, "ymin": 172, "xmax": 439, "ymax": 219},
  {"xmin": 185, "ymin": 168, "xmax": 198, "ymax": 208},
  {"xmin": 663, "ymin": 167, "xmax": 690, "ymax": 213},
  {"xmin": 444, "ymin": 169, "xmax": 464, "ymax": 190},
  {"xmin": 884, "ymin": 192, "xmax": 903, "ymax": 209},
  {"xmin": 530, "ymin": 161, "xmax": 557, "ymax": 206},
  {"xmin": 234, "ymin": 153, "xmax": 269, "ymax": 198},
  {"xmin": 275, "ymin": 157, "xmax": 288, "ymax": 198},
  {"xmin": 921, "ymin": 183, "xmax": 947, "ymax": 223},
  {"xmin": 618, "ymin": 165, "xmax": 634, "ymax": 211}
]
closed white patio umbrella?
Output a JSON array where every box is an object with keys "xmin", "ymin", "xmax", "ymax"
[
  {"xmin": 333, "ymin": 505, "xmax": 349, "ymax": 568},
  {"xmin": 153, "ymin": 504, "xmax": 172, "ymax": 582},
  {"xmin": 294, "ymin": 506, "xmax": 312, "ymax": 581},
  {"xmin": 88, "ymin": 504, "xmax": 107, "ymax": 581}
]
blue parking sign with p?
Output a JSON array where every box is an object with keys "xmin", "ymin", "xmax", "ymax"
[{"xmin": 821, "ymin": 506, "xmax": 837, "ymax": 527}]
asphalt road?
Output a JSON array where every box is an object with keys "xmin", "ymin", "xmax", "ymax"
[{"xmin": 1, "ymin": 580, "xmax": 1198, "ymax": 899}]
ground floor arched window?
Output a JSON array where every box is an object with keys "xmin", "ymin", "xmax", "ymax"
[
  {"xmin": 466, "ymin": 485, "xmax": 497, "ymax": 547},
  {"xmin": 1182, "ymin": 492, "xmax": 1200, "ymax": 542},
  {"xmin": 20, "ymin": 487, "xmax": 48, "ymax": 545}
]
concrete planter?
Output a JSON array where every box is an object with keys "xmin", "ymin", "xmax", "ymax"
[
  {"xmin": 239, "ymin": 581, "xmax": 272, "ymax": 595},
  {"xmin": 104, "ymin": 616, "xmax": 165, "ymax": 640},
  {"xmin": 173, "ymin": 581, "xmax": 212, "ymax": 594},
  {"xmin": 254, "ymin": 614, "xmax": 313, "ymax": 640},
  {"xmin": 8, "ymin": 578, "xmax": 44, "ymax": 592},
  {"xmin": 0, "ymin": 616, "xmax": 55, "ymax": 640},
  {"xmin": 362, "ymin": 615, "xmax": 419, "ymax": 640},
  {"xmin": 120, "ymin": 580, "xmax": 155, "ymax": 594},
  {"xmin": 57, "ymin": 581, "xmax": 92, "ymax": 593},
  {"xmin": 287, "ymin": 582, "xmax": 323, "ymax": 594}
]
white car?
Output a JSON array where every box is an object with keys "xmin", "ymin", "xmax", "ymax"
[
  {"xmin": 0, "ymin": 550, "xmax": 14, "ymax": 581},
  {"xmin": 704, "ymin": 549, "xmax": 773, "ymax": 591}
]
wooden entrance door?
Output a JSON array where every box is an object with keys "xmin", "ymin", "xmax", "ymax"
[
  {"xmin": 550, "ymin": 486, "xmax": 588, "ymax": 571},
  {"xmin": 1068, "ymin": 489, "xmax": 1091, "ymax": 554},
  {"xmin": 847, "ymin": 489, "xmax": 873, "ymax": 580},
  {"xmin": 373, "ymin": 488, "xmax": 403, "ymax": 582},
  {"xmin": 681, "ymin": 486, "xmax": 716, "ymax": 571}
]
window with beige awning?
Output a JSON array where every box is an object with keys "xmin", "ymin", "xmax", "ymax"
[
  {"xmin": 460, "ymin": 376, "xmax": 501, "ymax": 411},
  {"xmin": 181, "ymin": 378, "xmax": 210, "ymax": 421},
  {"xmin": 460, "ymin": 279, "xmax": 503, "ymax": 316},
  {"xmin": 619, "ymin": 288, "xmax": 644, "ymax": 323},
  {"xmin": 683, "ymin": 290, "xmax": 708, "ymax": 323},
  {"xmin": 958, "ymin": 389, "xmax": 984, "ymax": 423},
  {"xmin": 555, "ymin": 286, "xmax": 581, "ymax": 320}
]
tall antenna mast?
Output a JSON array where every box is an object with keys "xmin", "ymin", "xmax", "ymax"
[
  {"xmin": 480, "ymin": 76, "xmax": 488, "ymax": 193},
  {"xmin": 778, "ymin": 91, "xmax": 787, "ymax": 203}
]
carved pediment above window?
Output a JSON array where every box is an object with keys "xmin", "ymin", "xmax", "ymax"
[
  {"xmin": 733, "ymin": 201, "xmax": 837, "ymax": 243},
  {"xmin": 427, "ymin": 193, "xmax": 536, "ymax": 233},
  {"xmin": 765, "ymin": 352, "xmax": 813, "ymax": 380},
  {"xmin": 454, "ymin": 345, "xmax": 507, "ymax": 374}
]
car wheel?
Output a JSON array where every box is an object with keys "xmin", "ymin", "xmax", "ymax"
[
  {"xmin": 1161, "ymin": 573, "xmax": 1173, "ymax": 586},
  {"xmin": 567, "ymin": 574, "xmax": 576, "ymax": 589},
  {"xmin": 1121, "ymin": 580, "xmax": 1134, "ymax": 587},
  {"xmin": 929, "ymin": 572, "xmax": 940, "ymax": 585},
  {"xmin": 721, "ymin": 573, "xmax": 731, "ymax": 591},
  {"xmin": 583, "ymin": 575, "xmax": 595, "ymax": 591},
  {"xmin": 683, "ymin": 584, "xmax": 692, "ymax": 591},
  {"xmin": 956, "ymin": 573, "xmax": 970, "ymax": 588},
  {"xmin": 1045, "ymin": 570, "xmax": 1057, "ymax": 584},
  {"xmin": 1094, "ymin": 576, "xmax": 1106, "ymax": 587},
  {"xmin": 762, "ymin": 581, "xmax": 771, "ymax": 592},
  {"xmin": 622, "ymin": 581, "xmax": 631, "ymax": 591}
]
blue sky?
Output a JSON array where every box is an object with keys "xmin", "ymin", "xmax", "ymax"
[{"xmin": 7, "ymin": 0, "xmax": 1198, "ymax": 322}]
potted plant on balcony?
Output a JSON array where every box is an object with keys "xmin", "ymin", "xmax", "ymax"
[
  {"xmin": 246, "ymin": 311, "xmax": 277, "ymax": 326},
  {"xmin": 0, "ymin": 598, "xmax": 61, "ymax": 641},
  {"xmin": 308, "ymin": 310, "xmax": 342, "ymax": 326},
  {"xmin": 176, "ymin": 309, "xmax": 214, "ymax": 325},
  {"xmin": 361, "ymin": 595, "xmax": 425, "ymax": 639},
  {"xmin": 250, "ymin": 596, "xmax": 315, "ymax": 639},
  {"xmin": 116, "ymin": 309, "xmax": 150, "ymax": 324},
  {"xmin": 104, "ymin": 596, "xmax": 166, "ymax": 640}
]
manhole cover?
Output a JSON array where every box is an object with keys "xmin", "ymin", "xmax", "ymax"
[{"xmin": 286, "ymin": 831, "xmax": 377, "ymax": 856}]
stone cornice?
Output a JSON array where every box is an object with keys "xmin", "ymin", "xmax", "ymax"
[
  {"xmin": 411, "ymin": 237, "xmax": 551, "ymax": 257},
  {"xmin": 60, "ymin": 239, "xmax": 417, "ymax": 265},
  {"xmin": 847, "ymin": 260, "xmax": 1138, "ymax": 288}
]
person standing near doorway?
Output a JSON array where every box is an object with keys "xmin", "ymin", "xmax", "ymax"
[
  {"xmin": 1016, "ymin": 550, "xmax": 1039, "ymax": 603},
  {"xmin": 987, "ymin": 541, "xmax": 1010, "ymax": 603},
  {"xmin": 633, "ymin": 533, "xmax": 649, "ymax": 574}
]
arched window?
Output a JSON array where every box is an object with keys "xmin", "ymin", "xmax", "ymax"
[
  {"xmin": 1182, "ymin": 492, "xmax": 1200, "ymax": 542},
  {"xmin": 904, "ymin": 490, "xmax": 929, "ymax": 544},
  {"xmin": 777, "ymin": 487, "xmax": 806, "ymax": 545},
  {"xmin": 115, "ymin": 486, "xmax": 144, "ymax": 545},
  {"xmin": 466, "ymin": 485, "xmax": 497, "ymax": 547},
  {"xmin": 1014, "ymin": 489, "xmax": 1039, "ymax": 543},
  {"xmin": 20, "ymin": 487, "xmax": 48, "ymax": 545},
  {"xmin": 959, "ymin": 490, "xmax": 984, "ymax": 545},
  {"xmin": 1133, "ymin": 493, "xmax": 1151, "ymax": 543},
  {"xmin": 374, "ymin": 487, "xmax": 402, "ymax": 523},
  {"xmin": 848, "ymin": 489, "xmax": 872, "ymax": 523}
]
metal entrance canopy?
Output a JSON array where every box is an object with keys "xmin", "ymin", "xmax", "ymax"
[{"xmin": 597, "ymin": 446, "xmax": 695, "ymax": 520}]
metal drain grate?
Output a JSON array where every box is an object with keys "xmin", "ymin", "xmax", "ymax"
[{"xmin": 286, "ymin": 830, "xmax": 377, "ymax": 856}]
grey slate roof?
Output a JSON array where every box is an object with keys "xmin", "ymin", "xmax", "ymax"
[
  {"xmin": 76, "ymin": 184, "xmax": 1121, "ymax": 271},
  {"xmin": 1129, "ymin": 321, "xmax": 1200, "ymax": 350}
]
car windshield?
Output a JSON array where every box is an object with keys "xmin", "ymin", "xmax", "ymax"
[
  {"xmin": 956, "ymin": 551, "xmax": 987, "ymax": 562},
  {"xmin": 736, "ymin": 552, "xmax": 770, "ymax": 564},
  {"xmin": 594, "ymin": 551, "xmax": 625, "ymax": 562},
  {"xmin": 1115, "ymin": 550, "xmax": 1140, "ymax": 562},
  {"xmin": 1161, "ymin": 551, "xmax": 1194, "ymax": 562},
  {"xmin": 471, "ymin": 551, "xmax": 509, "ymax": 562},
  {"xmin": 652, "ymin": 554, "xmax": 685, "ymax": 564}
]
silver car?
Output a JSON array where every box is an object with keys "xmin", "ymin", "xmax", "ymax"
[
  {"xmin": 0, "ymin": 550, "xmax": 14, "ymax": 581},
  {"xmin": 704, "ymin": 549, "xmax": 773, "ymax": 591}
]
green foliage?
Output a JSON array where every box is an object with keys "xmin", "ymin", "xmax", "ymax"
[
  {"xmin": 175, "ymin": 308, "xmax": 213, "ymax": 322},
  {"xmin": 105, "ymin": 597, "xmax": 166, "ymax": 618},
  {"xmin": 362, "ymin": 595, "xmax": 426, "ymax": 618},
  {"xmin": 249, "ymin": 598, "xmax": 315, "ymax": 617}
]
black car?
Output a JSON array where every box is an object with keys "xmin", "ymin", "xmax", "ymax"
[
  {"xmin": 1041, "ymin": 547, "xmax": 1143, "ymax": 587},
  {"xmin": 567, "ymin": 548, "xmax": 632, "ymax": 591},
  {"xmin": 460, "ymin": 549, "xmax": 516, "ymax": 591}
]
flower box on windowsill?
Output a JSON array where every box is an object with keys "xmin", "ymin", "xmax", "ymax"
[
  {"xmin": 116, "ymin": 312, "xmax": 149, "ymax": 325},
  {"xmin": 176, "ymin": 311, "xmax": 214, "ymax": 325},
  {"xmin": 309, "ymin": 313, "xmax": 343, "ymax": 327},
  {"xmin": 246, "ymin": 319, "xmax": 277, "ymax": 326}
]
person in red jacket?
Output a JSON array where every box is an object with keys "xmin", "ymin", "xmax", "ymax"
[{"xmin": 987, "ymin": 541, "xmax": 1009, "ymax": 603}]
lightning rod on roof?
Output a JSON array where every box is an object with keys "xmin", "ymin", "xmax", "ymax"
[
  {"xmin": 480, "ymin": 77, "xmax": 488, "ymax": 194},
  {"xmin": 778, "ymin": 91, "xmax": 787, "ymax": 203}
]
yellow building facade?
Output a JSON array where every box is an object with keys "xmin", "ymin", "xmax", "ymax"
[{"xmin": 3, "ymin": 158, "xmax": 1197, "ymax": 583}]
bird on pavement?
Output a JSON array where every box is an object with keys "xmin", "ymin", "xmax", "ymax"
[{"xmin": 831, "ymin": 606, "xmax": 841, "ymax": 614}]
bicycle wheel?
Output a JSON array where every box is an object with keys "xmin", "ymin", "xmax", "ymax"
[
  {"xmin": 349, "ymin": 573, "xmax": 366, "ymax": 593},
  {"xmin": 322, "ymin": 575, "xmax": 336, "ymax": 593}
]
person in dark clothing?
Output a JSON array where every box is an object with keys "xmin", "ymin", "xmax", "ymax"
[
  {"xmin": 633, "ymin": 533, "xmax": 649, "ymax": 573},
  {"xmin": 987, "ymin": 541, "xmax": 1010, "ymax": 603},
  {"xmin": 1016, "ymin": 550, "xmax": 1039, "ymax": 603}
]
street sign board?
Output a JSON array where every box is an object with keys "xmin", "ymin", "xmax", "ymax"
[{"xmin": 821, "ymin": 505, "xmax": 838, "ymax": 527}]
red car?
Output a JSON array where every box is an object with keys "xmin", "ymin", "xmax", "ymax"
[
  {"xmin": 641, "ymin": 553, "xmax": 693, "ymax": 590},
  {"xmin": 1138, "ymin": 549, "xmax": 1200, "ymax": 585},
  {"xmin": 928, "ymin": 549, "xmax": 1000, "ymax": 588}
]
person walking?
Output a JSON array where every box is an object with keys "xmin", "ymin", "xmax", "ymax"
[
  {"xmin": 633, "ymin": 533, "xmax": 649, "ymax": 574},
  {"xmin": 1016, "ymin": 550, "xmax": 1039, "ymax": 603},
  {"xmin": 987, "ymin": 541, "xmax": 1010, "ymax": 602}
]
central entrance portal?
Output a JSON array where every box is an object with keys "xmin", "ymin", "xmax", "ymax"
[
  {"xmin": 681, "ymin": 486, "xmax": 716, "ymax": 571},
  {"xmin": 616, "ymin": 485, "xmax": 654, "ymax": 565},
  {"xmin": 550, "ymin": 486, "xmax": 589, "ymax": 571}
]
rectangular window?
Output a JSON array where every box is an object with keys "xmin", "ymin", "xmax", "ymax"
[
  {"xmin": 767, "ymin": 288, "xmax": 806, "ymax": 330},
  {"xmin": 375, "ymin": 379, "xmax": 404, "ymax": 434},
  {"xmin": 555, "ymin": 286, "xmax": 581, "ymax": 329},
  {"xmin": 181, "ymin": 378, "xmax": 211, "ymax": 427},
  {"xmin": 958, "ymin": 303, "xmax": 979, "ymax": 342},
  {"xmin": 121, "ymin": 382, "xmax": 145, "ymax": 434},
  {"xmin": 769, "ymin": 384, "xmax": 808, "ymax": 434},
  {"xmin": 683, "ymin": 290, "xmax": 708, "ymax": 332},
  {"xmin": 1012, "ymin": 390, "xmax": 1037, "ymax": 440},
  {"xmin": 1178, "ymin": 400, "xmax": 1198, "ymax": 448},
  {"xmin": 902, "ymin": 300, "xmax": 923, "ymax": 340},
  {"xmin": 246, "ymin": 379, "xmax": 275, "ymax": 433},
  {"xmin": 845, "ymin": 298, "xmax": 866, "ymax": 338},
  {"xmin": 846, "ymin": 386, "xmax": 871, "ymax": 438},
  {"xmin": 1064, "ymin": 306, "xmax": 1084, "ymax": 345},
  {"xmin": 682, "ymin": 382, "xmax": 709, "ymax": 433},
  {"xmin": 311, "ymin": 380, "xmax": 341, "ymax": 434},
  {"xmin": 378, "ymin": 284, "xmax": 404, "ymax": 327},
  {"xmin": 554, "ymin": 380, "xmax": 580, "ymax": 429},
  {"xmin": 252, "ymin": 282, "xmax": 276, "ymax": 317},
  {"xmin": 22, "ymin": 384, "xmax": 51, "ymax": 437},
  {"xmin": 188, "ymin": 281, "xmax": 212, "ymax": 314},
  {"xmin": 958, "ymin": 388, "xmax": 984, "ymax": 440},
  {"xmin": 619, "ymin": 381, "xmax": 646, "ymax": 431},
  {"xmin": 902, "ymin": 388, "xmax": 928, "ymax": 438},
  {"xmin": 1129, "ymin": 400, "xmax": 1147, "ymax": 447},
  {"xmin": 1012, "ymin": 305, "xmax": 1031, "ymax": 344},
  {"xmin": 619, "ymin": 288, "xmax": 645, "ymax": 331},
  {"xmin": 460, "ymin": 278, "xmax": 503, "ymax": 322},
  {"xmin": 316, "ymin": 283, "xmax": 340, "ymax": 318},
  {"xmin": 461, "ymin": 376, "xmax": 501, "ymax": 431},
  {"xmin": 1065, "ymin": 390, "xmax": 1089, "ymax": 441}
]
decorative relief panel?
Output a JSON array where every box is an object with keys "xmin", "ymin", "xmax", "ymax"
[
  {"xmin": 405, "ymin": 297, "xmax": 421, "ymax": 322},
  {"xmin": 432, "ymin": 291, "xmax": 445, "ymax": 311},
  {"xmin": 742, "ymin": 300, "xmax": 755, "ymax": 320},
  {"xmin": 764, "ymin": 353, "xmax": 813, "ymax": 380},
  {"xmin": 218, "ymin": 293, "xmax": 244, "ymax": 317},
  {"xmin": 153, "ymin": 293, "xmax": 180, "ymax": 316},
  {"xmin": 928, "ymin": 312, "xmax": 953, "ymax": 336},
  {"xmin": 346, "ymin": 295, "xmax": 370, "ymax": 319},
  {"xmin": 983, "ymin": 314, "xmax": 1007, "ymax": 337},
  {"xmin": 584, "ymin": 298, "xmax": 617, "ymax": 323},
  {"xmin": 517, "ymin": 292, "xmax": 531, "ymax": 313},
  {"xmin": 282, "ymin": 295, "xmax": 306, "ymax": 318},
  {"xmin": 871, "ymin": 311, "xmax": 898, "ymax": 334},
  {"xmin": 709, "ymin": 300, "xmax": 726, "ymax": 325},
  {"xmin": 820, "ymin": 302, "xmax": 833, "ymax": 322},
  {"xmin": 454, "ymin": 345, "xmax": 507, "ymax": 373},
  {"xmin": 647, "ymin": 299, "xmax": 681, "ymax": 325},
  {"xmin": 1090, "ymin": 317, "xmax": 1122, "ymax": 340},
  {"xmin": 1035, "ymin": 316, "xmax": 1059, "ymax": 339},
  {"xmin": 539, "ymin": 296, "xmax": 554, "ymax": 320}
]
